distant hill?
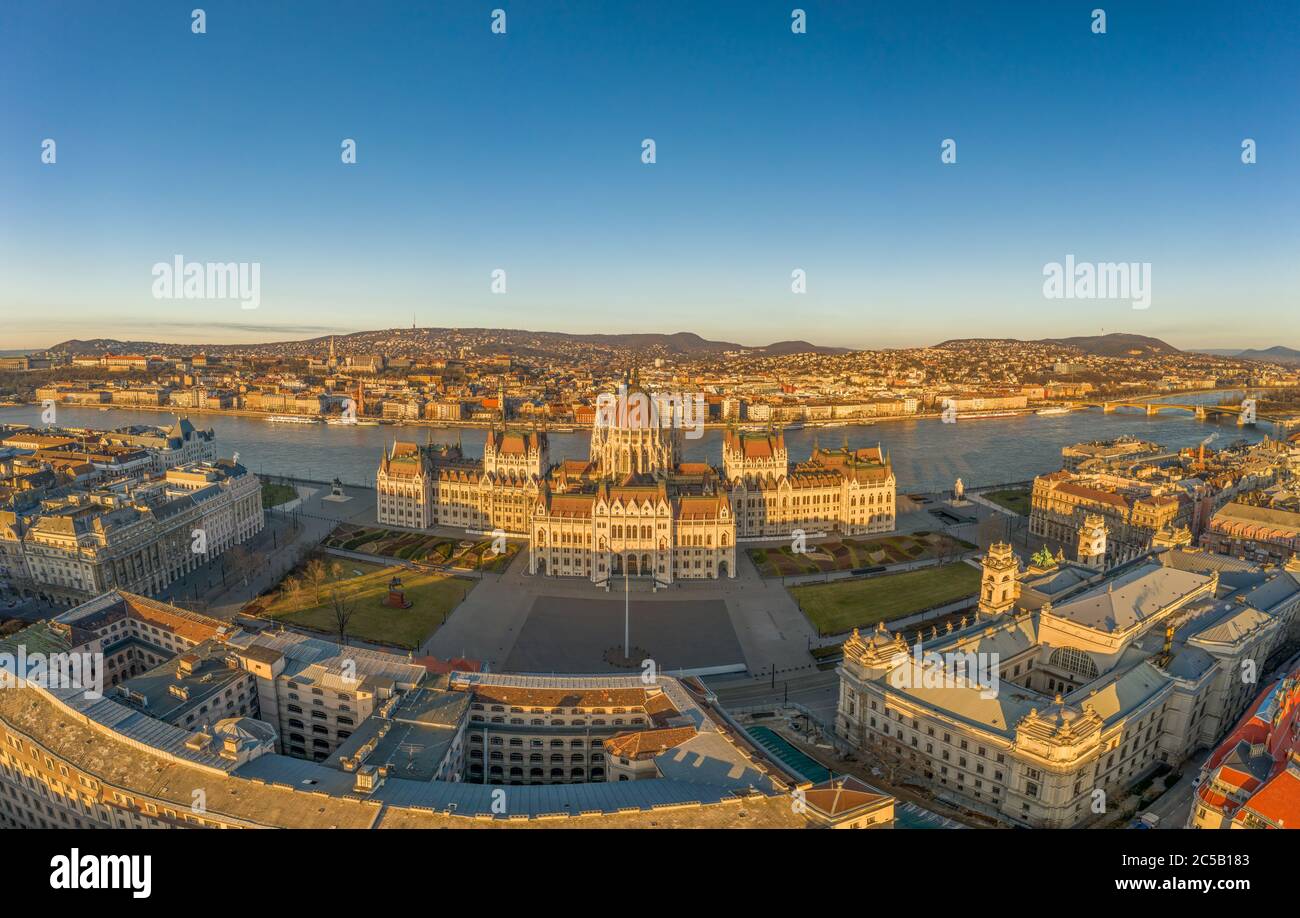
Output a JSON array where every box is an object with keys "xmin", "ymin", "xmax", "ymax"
[
  {"xmin": 49, "ymin": 338, "xmax": 164, "ymax": 355},
  {"xmin": 47, "ymin": 329, "xmax": 851, "ymax": 359},
  {"xmin": 1037, "ymin": 333, "xmax": 1179, "ymax": 357},
  {"xmin": 534, "ymin": 332, "xmax": 848, "ymax": 355},
  {"xmin": 759, "ymin": 340, "xmax": 846, "ymax": 356},
  {"xmin": 934, "ymin": 333, "xmax": 1179, "ymax": 358},
  {"xmin": 1233, "ymin": 346, "xmax": 1300, "ymax": 366}
]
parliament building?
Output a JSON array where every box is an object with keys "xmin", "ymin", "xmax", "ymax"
[{"xmin": 376, "ymin": 373, "xmax": 896, "ymax": 584}]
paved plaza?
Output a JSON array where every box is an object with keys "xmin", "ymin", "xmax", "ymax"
[
  {"xmin": 416, "ymin": 485, "xmax": 1009, "ymax": 677},
  {"xmin": 504, "ymin": 595, "xmax": 744, "ymax": 675}
]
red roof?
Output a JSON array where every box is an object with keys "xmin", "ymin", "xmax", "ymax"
[
  {"xmin": 1197, "ymin": 668, "xmax": 1300, "ymax": 823},
  {"xmin": 1234, "ymin": 765, "xmax": 1300, "ymax": 828},
  {"xmin": 415, "ymin": 656, "xmax": 482, "ymax": 674}
]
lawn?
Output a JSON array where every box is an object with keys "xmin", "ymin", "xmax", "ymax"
[
  {"xmin": 257, "ymin": 558, "xmax": 474, "ymax": 649},
  {"xmin": 790, "ymin": 561, "xmax": 981, "ymax": 636},
  {"xmin": 982, "ymin": 488, "xmax": 1032, "ymax": 516},
  {"xmin": 261, "ymin": 481, "xmax": 298, "ymax": 509}
]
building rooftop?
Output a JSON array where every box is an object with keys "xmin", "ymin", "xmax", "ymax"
[
  {"xmin": 1047, "ymin": 562, "xmax": 1212, "ymax": 633},
  {"xmin": 115, "ymin": 640, "xmax": 248, "ymax": 725},
  {"xmin": 0, "ymin": 685, "xmax": 381, "ymax": 828}
]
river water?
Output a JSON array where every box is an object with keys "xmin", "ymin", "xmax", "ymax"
[{"xmin": 0, "ymin": 391, "xmax": 1270, "ymax": 494}]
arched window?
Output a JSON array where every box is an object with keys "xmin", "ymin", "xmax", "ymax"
[{"xmin": 1048, "ymin": 647, "xmax": 1098, "ymax": 680}]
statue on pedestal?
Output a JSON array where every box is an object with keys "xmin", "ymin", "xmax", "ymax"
[{"xmin": 383, "ymin": 575, "xmax": 412, "ymax": 609}]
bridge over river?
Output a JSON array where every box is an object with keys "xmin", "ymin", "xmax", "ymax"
[{"xmin": 1073, "ymin": 397, "xmax": 1300, "ymax": 429}]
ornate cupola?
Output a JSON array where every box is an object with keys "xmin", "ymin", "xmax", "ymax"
[
  {"xmin": 978, "ymin": 542, "xmax": 1020, "ymax": 617},
  {"xmin": 842, "ymin": 622, "xmax": 908, "ymax": 681},
  {"xmin": 1077, "ymin": 513, "xmax": 1108, "ymax": 570}
]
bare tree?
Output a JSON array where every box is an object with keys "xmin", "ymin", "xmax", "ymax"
[
  {"xmin": 328, "ymin": 584, "xmax": 356, "ymax": 646},
  {"xmin": 868, "ymin": 735, "xmax": 910, "ymax": 786},
  {"xmin": 977, "ymin": 515, "xmax": 1006, "ymax": 552},
  {"xmin": 228, "ymin": 544, "xmax": 253, "ymax": 587},
  {"xmin": 305, "ymin": 558, "xmax": 327, "ymax": 605}
]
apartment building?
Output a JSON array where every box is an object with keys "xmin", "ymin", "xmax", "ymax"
[
  {"xmin": 0, "ymin": 458, "xmax": 262, "ymax": 606},
  {"xmin": 1030, "ymin": 470, "xmax": 1189, "ymax": 565},
  {"xmin": 1189, "ymin": 664, "xmax": 1300, "ymax": 829},
  {"xmin": 39, "ymin": 590, "xmax": 235, "ymax": 687},
  {"xmin": 0, "ymin": 608, "xmax": 865, "ymax": 827},
  {"xmin": 225, "ymin": 631, "xmax": 427, "ymax": 761}
]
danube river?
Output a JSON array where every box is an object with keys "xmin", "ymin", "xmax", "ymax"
[{"xmin": 0, "ymin": 392, "xmax": 1272, "ymax": 494}]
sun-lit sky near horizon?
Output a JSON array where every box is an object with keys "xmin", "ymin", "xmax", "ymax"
[{"xmin": 1, "ymin": 1, "xmax": 1297, "ymax": 351}]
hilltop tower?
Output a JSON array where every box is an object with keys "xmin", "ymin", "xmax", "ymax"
[
  {"xmin": 1077, "ymin": 513, "xmax": 1107, "ymax": 570},
  {"xmin": 979, "ymin": 542, "xmax": 1020, "ymax": 617}
]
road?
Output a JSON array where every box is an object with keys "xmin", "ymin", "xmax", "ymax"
[
  {"xmin": 707, "ymin": 668, "xmax": 841, "ymax": 723},
  {"xmin": 157, "ymin": 482, "xmax": 377, "ymax": 619},
  {"xmin": 1145, "ymin": 749, "xmax": 1209, "ymax": 829}
]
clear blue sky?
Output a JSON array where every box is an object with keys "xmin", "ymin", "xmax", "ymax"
[{"xmin": 2, "ymin": 1, "xmax": 1297, "ymax": 350}]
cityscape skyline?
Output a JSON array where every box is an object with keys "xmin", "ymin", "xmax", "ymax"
[
  {"xmin": 2, "ymin": 323, "xmax": 1298, "ymax": 356},
  {"xmin": 2, "ymin": 0, "xmax": 1298, "ymax": 877},
  {"xmin": 3, "ymin": 1, "xmax": 1298, "ymax": 350}
]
